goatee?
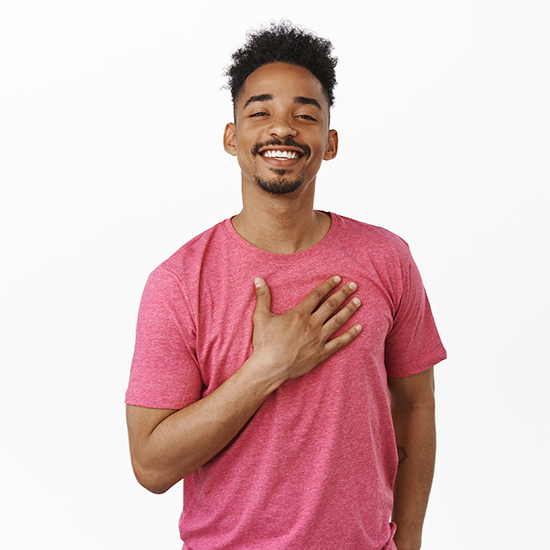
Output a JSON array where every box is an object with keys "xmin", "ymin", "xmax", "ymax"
[
  {"xmin": 254, "ymin": 173, "xmax": 305, "ymax": 195},
  {"xmin": 252, "ymin": 137, "xmax": 309, "ymax": 195}
]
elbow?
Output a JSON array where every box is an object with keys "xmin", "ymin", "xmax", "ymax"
[
  {"xmin": 131, "ymin": 461, "xmax": 176, "ymax": 495},
  {"xmin": 146, "ymin": 484, "xmax": 171, "ymax": 495},
  {"xmin": 140, "ymin": 478, "xmax": 171, "ymax": 495}
]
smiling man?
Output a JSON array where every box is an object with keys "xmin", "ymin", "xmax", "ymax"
[
  {"xmin": 125, "ymin": 22, "xmax": 446, "ymax": 550},
  {"xmin": 226, "ymin": 63, "xmax": 335, "ymax": 198}
]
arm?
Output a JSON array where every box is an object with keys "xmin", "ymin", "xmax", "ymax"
[
  {"xmin": 388, "ymin": 367, "xmax": 436, "ymax": 550},
  {"xmin": 126, "ymin": 275, "xmax": 362, "ymax": 494}
]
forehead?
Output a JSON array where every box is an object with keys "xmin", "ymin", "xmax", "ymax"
[{"xmin": 237, "ymin": 62, "xmax": 328, "ymax": 112}]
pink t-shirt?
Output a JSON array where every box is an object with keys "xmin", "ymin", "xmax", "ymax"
[{"xmin": 126, "ymin": 213, "xmax": 446, "ymax": 550}]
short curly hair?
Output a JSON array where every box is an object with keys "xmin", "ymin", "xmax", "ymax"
[{"xmin": 225, "ymin": 21, "xmax": 338, "ymax": 111}]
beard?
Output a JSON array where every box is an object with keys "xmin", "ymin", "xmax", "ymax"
[
  {"xmin": 251, "ymin": 138, "xmax": 310, "ymax": 195},
  {"xmin": 254, "ymin": 169, "xmax": 305, "ymax": 195}
]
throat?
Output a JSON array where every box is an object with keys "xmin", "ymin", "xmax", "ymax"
[{"xmin": 231, "ymin": 210, "xmax": 331, "ymax": 254}]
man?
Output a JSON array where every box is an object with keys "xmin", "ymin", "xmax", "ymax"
[{"xmin": 126, "ymin": 22, "xmax": 446, "ymax": 550}]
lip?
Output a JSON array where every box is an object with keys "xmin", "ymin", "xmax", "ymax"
[
  {"xmin": 257, "ymin": 146, "xmax": 305, "ymax": 169},
  {"xmin": 258, "ymin": 146, "xmax": 304, "ymax": 157},
  {"xmin": 260, "ymin": 153, "xmax": 302, "ymax": 170}
]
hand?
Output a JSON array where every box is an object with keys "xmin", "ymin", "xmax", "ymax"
[{"xmin": 251, "ymin": 275, "xmax": 362, "ymax": 382}]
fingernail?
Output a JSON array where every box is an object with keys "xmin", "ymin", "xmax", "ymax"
[
  {"xmin": 349, "ymin": 282, "xmax": 357, "ymax": 291},
  {"xmin": 254, "ymin": 278, "xmax": 262, "ymax": 288},
  {"xmin": 353, "ymin": 297, "xmax": 361, "ymax": 306},
  {"xmin": 334, "ymin": 275, "xmax": 341, "ymax": 284}
]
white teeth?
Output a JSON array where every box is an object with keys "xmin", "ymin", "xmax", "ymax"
[{"xmin": 262, "ymin": 150, "xmax": 299, "ymax": 159}]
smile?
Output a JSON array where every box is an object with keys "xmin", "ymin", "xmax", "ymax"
[
  {"xmin": 261, "ymin": 150, "xmax": 302, "ymax": 160},
  {"xmin": 252, "ymin": 139, "xmax": 311, "ymax": 160}
]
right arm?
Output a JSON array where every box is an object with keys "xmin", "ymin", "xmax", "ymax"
[{"xmin": 126, "ymin": 275, "xmax": 362, "ymax": 494}]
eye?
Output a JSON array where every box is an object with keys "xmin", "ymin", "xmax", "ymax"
[
  {"xmin": 296, "ymin": 114, "xmax": 317, "ymax": 121},
  {"xmin": 249, "ymin": 112, "xmax": 269, "ymax": 118}
]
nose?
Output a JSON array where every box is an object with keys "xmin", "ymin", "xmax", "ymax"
[{"xmin": 268, "ymin": 112, "xmax": 297, "ymax": 139}]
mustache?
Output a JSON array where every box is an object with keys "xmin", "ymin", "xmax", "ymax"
[{"xmin": 251, "ymin": 138, "xmax": 311, "ymax": 158}]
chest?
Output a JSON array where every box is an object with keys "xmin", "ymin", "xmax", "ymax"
[{"xmin": 190, "ymin": 253, "xmax": 399, "ymax": 395}]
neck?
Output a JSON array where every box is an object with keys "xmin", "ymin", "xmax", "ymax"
[{"xmin": 232, "ymin": 182, "xmax": 331, "ymax": 254}]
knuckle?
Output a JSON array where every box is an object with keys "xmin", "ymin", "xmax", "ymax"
[
  {"xmin": 330, "ymin": 338, "xmax": 345, "ymax": 353},
  {"xmin": 293, "ymin": 308, "xmax": 308, "ymax": 322},
  {"xmin": 340, "ymin": 286, "xmax": 353, "ymax": 300},
  {"xmin": 311, "ymin": 288, "xmax": 324, "ymax": 302},
  {"xmin": 330, "ymin": 315, "xmax": 344, "ymax": 329},
  {"xmin": 327, "ymin": 330, "xmax": 356, "ymax": 355}
]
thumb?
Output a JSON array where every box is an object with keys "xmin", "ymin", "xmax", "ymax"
[{"xmin": 253, "ymin": 277, "xmax": 272, "ymax": 317}]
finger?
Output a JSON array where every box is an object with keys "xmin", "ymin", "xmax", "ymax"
[
  {"xmin": 321, "ymin": 294, "xmax": 361, "ymax": 337},
  {"xmin": 301, "ymin": 275, "xmax": 343, "ymax": 314},
  {"xmin": 323, "ymin": 323, "xmax": 363, "ymax": 358},
  {"xmin": 253, "ymin": 277, "xmax": 272, "ymax": 317},
  {"xmin": 314, "ymin": 281, "xmax": 358, "ymax": 323}
]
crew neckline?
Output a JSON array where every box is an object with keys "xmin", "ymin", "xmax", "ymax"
[{"xmin": 223, "ymin": 212, "xmax": 340, "ymax": 262}]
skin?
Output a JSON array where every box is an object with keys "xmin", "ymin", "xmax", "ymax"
[
  {"xmin": 389, "ymin": 367, "xmax": 436, "ymax": 550},
  {"xmin": 223, "ymin": 62, "xmax": 338, "ymax": 254},
  {"xmin": 126, "ymin": 62, "xmax": 436, "ymax": 550}
]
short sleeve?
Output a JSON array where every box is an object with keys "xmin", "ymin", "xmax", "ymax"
[
  {"xmin": 125, "ymin": 267, "xmax": 203, "ymax": 409},
  {"xmin": 385, "ymin": 247, "xmax": 447, "ymax": 377}
]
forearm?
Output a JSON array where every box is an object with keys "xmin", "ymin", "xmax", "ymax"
[
  {"xmin": 127, "ymin": 276, "xmax": 361, "ymax": 494},
  {"xmin": 391, "ymin": 401, "xmax": 436, "ymax": 550},
  {"xmin": 128, "ymin": 354, "xmax": 283, "ymax": 494}
]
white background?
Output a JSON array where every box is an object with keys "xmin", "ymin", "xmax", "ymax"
[{"xmin": 1, "ymin": 1, "xmax": 549, "ymax": 548}]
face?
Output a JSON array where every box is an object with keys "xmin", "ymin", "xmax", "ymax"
[{"xmin": 224, "ymin": 63, "xmax": 338, "ymax": 196}]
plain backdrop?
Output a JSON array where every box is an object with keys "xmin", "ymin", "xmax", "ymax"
[{"xmin": 1, "ymin": 1, "xmax": 549, "ymax": 548}]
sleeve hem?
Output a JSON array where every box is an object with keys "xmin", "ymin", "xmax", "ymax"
[
  {"xmin": 386, "ymin": 350, "xmax": 447, "ymax": 379},
  {"xmin": 125, "ymin": 394, "xmax": 185, "ymax": 410}
]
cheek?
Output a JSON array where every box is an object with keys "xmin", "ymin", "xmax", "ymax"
[
  {"xmin": 311, "ymin": 140, "xmax": 329, "ymax": 161},
  {"xmin": 234, "ymin": 138, "xmax": 253, "ymax": 161}
]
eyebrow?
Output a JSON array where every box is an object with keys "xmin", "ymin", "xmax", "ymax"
[
  {"xmin": 293, "ymin": 96, "xmax": 322, "ymax": 111},
  {"xmin": 243, "ymin": 94, "xmax": 273, "ymax": 109},
  {"xmin": 243, "ymin": 94, "xmax": 322, "ymax": 112}
]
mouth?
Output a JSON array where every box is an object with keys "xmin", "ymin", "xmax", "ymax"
[
  {"xmin": 259, "ymin": 149, "xmax": 303, "ymax": 170},
  {"xmin": 260, "ymin": 148, "xmax": 303, "ymax": 160},
  {"xmin": 252, "ymin": 140, "xmax": 310, "ymax": 169}
]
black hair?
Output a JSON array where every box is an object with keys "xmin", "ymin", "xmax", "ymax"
[{"xmin": 225, "ymin": 21, "xmax": 338, "ymax": 110}]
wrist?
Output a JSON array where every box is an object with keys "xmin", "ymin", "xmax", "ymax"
[{"xmin": 240, "ymin": 352, "xmax": 288, "ymax": 396}]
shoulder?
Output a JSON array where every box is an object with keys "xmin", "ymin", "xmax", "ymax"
[
  {"xmin": 332, "ymin": 213, "xmax": 412, "ymax": 260},
  {"xmin": 140, "ymin": 219, "xmax": 230, "ymax": 301},
  {"xmin": 154, "ymin": 219, "xmax": 229, "ymax": 276}
]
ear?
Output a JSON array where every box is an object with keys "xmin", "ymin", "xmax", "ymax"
[
  {"xmin": 223, "ymin": 123, "xmax": 237, "ymax": 156},
  {"xmin": 323, "ymin": 129, "xmax": 338, "ymax": 161}
]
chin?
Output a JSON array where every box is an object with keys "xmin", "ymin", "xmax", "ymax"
[{"xmin": 255, "ymin": 176, "xmax": 305, "ymax": 196}]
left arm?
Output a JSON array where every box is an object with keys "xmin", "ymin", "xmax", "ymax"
[{"xmin": 388, "ymin": 367, "xmax": 436, "ymax": 550}]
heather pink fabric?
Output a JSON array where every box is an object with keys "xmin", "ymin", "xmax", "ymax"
[{"xmin": 126, "ymin": 213, "xmax": 446, "ymax": 550}]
